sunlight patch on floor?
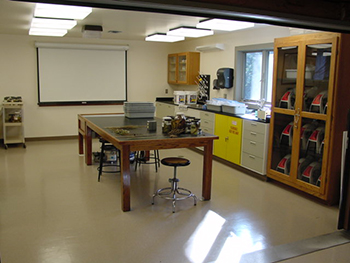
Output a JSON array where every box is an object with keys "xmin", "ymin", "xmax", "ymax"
[{"xmin": 185, "ymin": 210, "xmax": 226, "ymax": 263}]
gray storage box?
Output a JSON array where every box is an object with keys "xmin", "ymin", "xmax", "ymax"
[
  {"xmin": 222, "ymin": 105, "xmax": 246, "ymax": 115},
  {"xmin": 206, "ymin": 104, "xmax": 222, "ymax": 112},
  {"xmin": 125, "ymin": 111, "xmax": 154, "ymax": 118},
  {"xmin": 123, "ymin": 102, "xmax": 155, "ymax": 118}
]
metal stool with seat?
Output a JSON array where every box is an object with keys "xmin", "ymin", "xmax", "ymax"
[
  {"xmin": 97, "ymin": 138, "xmax": 121, "ymax": 182},
  {"xmin": 152, "ymin": 157, "xmax": 197, "ymax": 213},
  {"xmin": 134, "ymin": 150, "xmax": 160, "ymax": 172}
]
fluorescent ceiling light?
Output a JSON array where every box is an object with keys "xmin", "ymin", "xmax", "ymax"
[
  {"xmin": 31, "ymin": 17, "xmax": 77, "ymax": 30},
  {"xmin": 34, "ymin": 3, "xmax": 92, "ymax": 20},
  {"xmin": 145, "ymin": 33, "xmax": 184, "ymax": 42},
  {"xmin": 167, "ymin": 26, "xmax": 214, "ymax": 38},
  {"xmin": 197, "ymin": 19, "xmax": 254, "ymax": 31},
  {"xmin": 29, "ymin": 28, "xmax": 67, "ymax": 37}
]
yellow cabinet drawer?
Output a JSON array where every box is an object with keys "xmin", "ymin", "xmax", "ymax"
[
  {"xmin": 243, "ymin": 120, "xmax": 266, "ymax": 134},
  {"xmin": 241, "ymin": 152, "xmax": 265, "ymax": 174},
  {"xmin": 242, "ymin": 138, "xmax": 265, "ymax": 158}
]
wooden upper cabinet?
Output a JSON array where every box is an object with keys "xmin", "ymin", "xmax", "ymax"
[
  {"xmin": 267, "ymin": 32, "xmax": 350, "ymax": 204},
  {"xmin": 168, "ymin": 52, "xmax": 200, "ymax": 85}
]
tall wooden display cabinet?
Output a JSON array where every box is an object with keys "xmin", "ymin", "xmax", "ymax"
[{"xmin": 267, "ymin": 32, "xmax": 350, "ymax": 204}]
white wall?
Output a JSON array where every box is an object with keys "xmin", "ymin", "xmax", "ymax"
[
  {"xmin": 0, "ymin": 25, "xmax": 292, "ymax": 138},
  {"xmin": 0, "ymin": 34, "xmax": 171, "ymax": 138},
  {"xmin": 168, "ymin": 25, "xmax": 291, "ymax": 100}
]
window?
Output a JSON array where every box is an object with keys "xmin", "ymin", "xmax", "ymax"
[{"xmin": 235, "ymin": 44, "xmax": 274, "ymax": 104}]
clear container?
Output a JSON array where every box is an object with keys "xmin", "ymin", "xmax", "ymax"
[
  {"xmin": 190, "ymin": 118, "xmax": 201, "ymax": 135},
  {"xmin": 162, "ymin": 117, "xmax": 172, "ymax": 133}
]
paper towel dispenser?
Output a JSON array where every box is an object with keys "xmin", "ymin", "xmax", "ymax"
[{"xmin": 217, "ymin": 68, "xmax": 234, "ymax": 89}]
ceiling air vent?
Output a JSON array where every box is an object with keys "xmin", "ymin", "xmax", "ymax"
[
  {"xmin": 195, "ymin": 44, "xmax": 224, "ymax": 52},
  {"xmin": 82, "ymin": 25, "xmax": 103, "ymax": 38}
]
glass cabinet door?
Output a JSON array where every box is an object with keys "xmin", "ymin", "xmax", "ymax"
[
  {"xmin": 297, "ymin": 118, "xmax": 325, "ymax": 187},
  {"xmin": 168, "ymin": 54, "xmax": 177, "ymax": 83},
  {"xmin": 270, "ymin": 113, "xmax": 294, "ymax": 176},
  {"xmin": 302, "ymin": 44, "xmax": 332, "ymax": 114},
  {"xmin": 273, "ymin": 46, "xmax": 298, "ymax": 110},
  {"xmin": 270, "ymin": 46, "xmax": 299, "ymax": 177},
  {"xmin": 296, "ymin": 43, "xmax": 333, "ymax": 189},
  {"xmin": 177, "ymin": 54, "xmax": 187, "ymax": 83}
]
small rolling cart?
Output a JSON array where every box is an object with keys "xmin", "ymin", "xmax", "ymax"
[{"xmin": 2, "ymin": 96, "xmax": 25, "ymax": 149}]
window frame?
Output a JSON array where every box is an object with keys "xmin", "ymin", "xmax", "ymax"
[{"xmin": 235, "ymin": 43, "xmax": 274, "ymax": 104}]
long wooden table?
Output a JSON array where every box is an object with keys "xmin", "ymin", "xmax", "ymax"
[{"xmin": 78, "ymin": 113, "xmax": 218, "ymax": 212}]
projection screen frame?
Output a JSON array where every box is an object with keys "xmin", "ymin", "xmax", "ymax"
[{"xmin": 36, "ymin": 42, "xmax": 129, "ymax": 106}]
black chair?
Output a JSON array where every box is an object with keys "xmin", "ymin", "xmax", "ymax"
[
  {"xmin": 152, "ymin": 157, "xmax": 197, "ymax": 213},
  {"xmin": 97, "ymin": 138, "xmax": 121, "ymax": 182},
  {"xmin": 134, "ymin": 150, "xmax": 160, "ymax": 172}
]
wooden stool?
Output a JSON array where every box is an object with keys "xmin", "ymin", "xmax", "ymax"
[
  {"xmin": 98, "ymin": 138, "xmax": 120, "ymax": 182},
  {"xmin": 152, "ymin": 157, "xmax": 197, "ymax": 213},
  {"xmin": 134, "ymin": 150, "xmax": 160, "ymax": 172}
]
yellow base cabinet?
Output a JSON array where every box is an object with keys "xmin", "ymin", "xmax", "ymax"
[
  {"xmin": 267, "ymin": 32, "xmax": 350, "ymax": 204},
  {"xmin": 214, "ymin": 114, "xmax": 242, "ymax": 165},
  {"xmin": 168, "ymin": 52, "xmax": 200, "ymax": 85}
]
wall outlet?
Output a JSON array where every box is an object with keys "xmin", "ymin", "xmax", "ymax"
[
  {"xmin": 224, "ymin": 94, "xmax": 227, "ymax": 99},
  {"xmin": 165, "ymin": 89, "xmax": 168, "ymax": 94}
]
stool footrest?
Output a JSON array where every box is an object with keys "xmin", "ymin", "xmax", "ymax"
[
  {"xmin": 152, "ymin": 186, "xmax": 197, "ymax": 213},
  {"xmin": 135, "ymin": 150, "xmax": 160, "ymax": 172},
  {"xmin": 97, "ymin": 164, "xmax": 120, "ymax": 174}
]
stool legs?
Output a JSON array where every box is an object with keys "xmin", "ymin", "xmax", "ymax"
[
  {"xmin": 135, "ymin": 150, "xmax": 160, "ymax": 172},
  {"xmin": 98, "ymin": 140, "xmax": 106, "ymax": 182},
  {"xmin": 152, "ymin": 166, "xmax": 197, "ymax": 213},
  {"xmin": 97, "ymin": 140, "xmax": 120, "ymax": 182}
]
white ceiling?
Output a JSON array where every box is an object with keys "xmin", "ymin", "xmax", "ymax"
[{"xmin": 0, "ymin": 0, "xmax": 273, "ymax": 41}]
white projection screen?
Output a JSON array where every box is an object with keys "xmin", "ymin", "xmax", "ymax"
[{"xmin": 36, "ymin": 43, "xmax": 128, "ymax": 106}]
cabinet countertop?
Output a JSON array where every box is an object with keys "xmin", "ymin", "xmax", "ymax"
[{"xmin": 155, "ymin": 99, "xmax": 270, "ymax": 124}]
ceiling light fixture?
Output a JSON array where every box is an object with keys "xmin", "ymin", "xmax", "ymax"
[
  {"xmin": 167, "ymin": 26, "xmax": 214, "ymax": 38},
  {"xmin": 196, "ymin": 19, "xmax": 254, "ymax": 31},
  {"xmin": 145, "ymin": 33, "xmax": 184, "ymax": 42},
  {"xmin": 31, "ymin": 17, "xmax": 77, "ymax": 30},
  {"xmin": 34, "ymin": 3, "xmax": 92, "ymax": 20},
  {"xmin": 29, "ymin": 28, "xmax": 67, "ymax": 37}
]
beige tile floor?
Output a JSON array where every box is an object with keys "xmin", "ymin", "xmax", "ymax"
[{"xmin": 0, "ymin": 139, "xmax": 348, "ymax": 263}]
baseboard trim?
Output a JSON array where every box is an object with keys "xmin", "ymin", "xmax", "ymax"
[{"xmin": 25, "ymin": 135, "xmax": 79, "ymax": 141}]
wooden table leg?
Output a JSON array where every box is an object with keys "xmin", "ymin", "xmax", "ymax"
[
  {"xmin": 78, "ymin": 131, "xmax": 84, "ymax": 155},
  {"xmin": 121, "ymin": 145, "xmax": 131, "ymax": 212},
  {"xmin": 85, "ymin": 125, "xmax": 93, "ymax": 165},
  {"xmin": 202, "ymin": 141, "xmax": 213, "ymax": 200}
]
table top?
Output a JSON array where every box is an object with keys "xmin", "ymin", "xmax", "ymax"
[{"xmin": 84, "ymin": 115, "xmax": 217, "ymax": 142}]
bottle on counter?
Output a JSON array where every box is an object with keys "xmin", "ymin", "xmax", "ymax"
[{"xmin": 162, "ymin": 116, "xmax": 172, "ymax": 133}]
